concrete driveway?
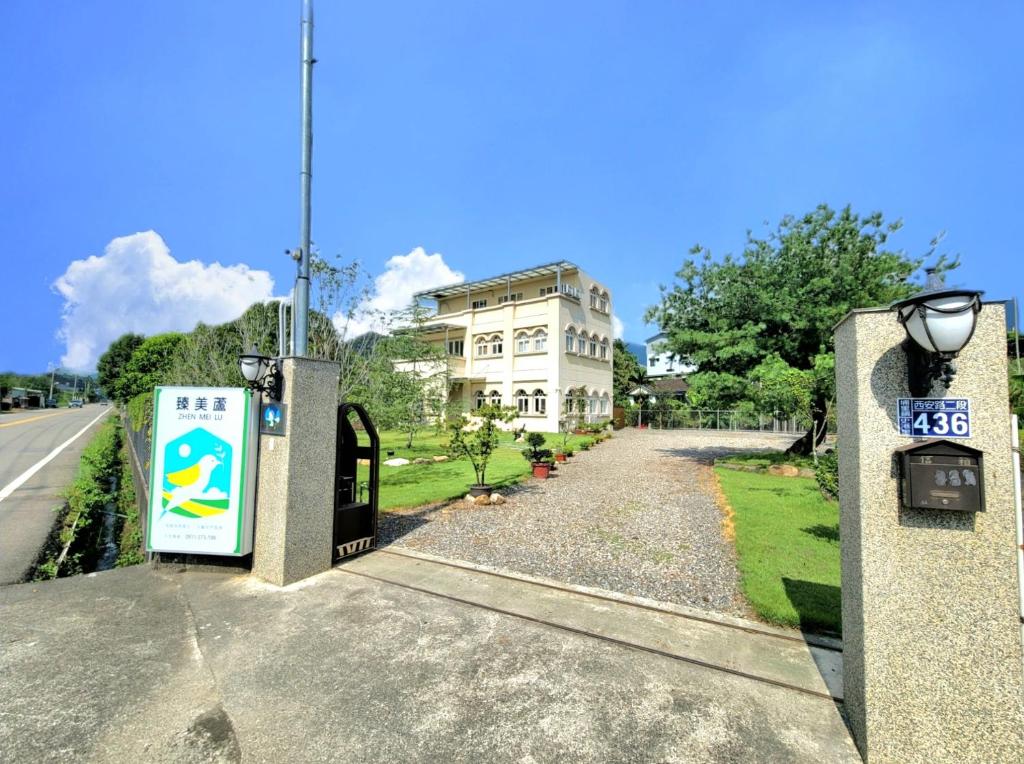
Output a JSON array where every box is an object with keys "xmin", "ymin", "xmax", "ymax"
[{"xmin": 0, "ymin": 556, "xmax": 858, "ymax": 763}]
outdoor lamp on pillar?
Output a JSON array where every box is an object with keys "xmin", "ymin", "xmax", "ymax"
[
  {"xmin": 238, "ymin": 345, "xmax": 283, "ymax": 401},
  {"xmin": 891, "ymin": 268, "xmax": 983, "ymax": 397}
]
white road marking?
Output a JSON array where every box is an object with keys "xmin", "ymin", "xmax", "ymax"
[{"xmin": 0, "ymin": 410, "xmax": 111, "ymax": 505}]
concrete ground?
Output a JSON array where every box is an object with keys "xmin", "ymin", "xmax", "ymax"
[
  {"xmin": 0, "ymin": 406, "xmax": 113, "ymax": 584},
  {"xmin": 0, "ymin": 551, "xmax": 859, "ymax": 763}
]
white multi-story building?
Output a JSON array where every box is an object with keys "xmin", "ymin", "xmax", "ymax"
[
  {"xmin": 644, "ymin": 331, "xmax": 696, "ymax": 379},
  {"xmin": 412, "ymin": 261, "xmax": 614, "ymax": 432}
]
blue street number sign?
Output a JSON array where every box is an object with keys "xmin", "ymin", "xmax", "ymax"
[{"xmin": 897, "ymin": 398, "xmax": 971, "ymax": 438}]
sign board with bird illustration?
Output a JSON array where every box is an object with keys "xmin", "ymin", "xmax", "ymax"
[{"xmin": 146, "ymin": 386, "xmax": 258, "ymax": 556}]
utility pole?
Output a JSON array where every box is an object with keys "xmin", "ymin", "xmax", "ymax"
[
  {"xmin": 293, "ymin": 0, "xmax": 315, "ymax": 356},
  {"xmin": 48, "ymin": 365, "xmax": 56, "ymax": 399}
]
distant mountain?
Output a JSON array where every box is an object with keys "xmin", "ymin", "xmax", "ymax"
[{"xmin": 624, "ymin": 341, "xmax": 647, "ymax": 366}]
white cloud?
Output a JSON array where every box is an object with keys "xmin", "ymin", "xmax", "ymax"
[
  {"xmin": 612, "ymin": 314, "xmax": 625, "ymax": 339},
  {"xmin": 341, "ymin": 247, "xmax": 464, "ymax": 337},
  {"xmin": 54, "ymin": 231, "xmax": 275, "ymax": 370}
]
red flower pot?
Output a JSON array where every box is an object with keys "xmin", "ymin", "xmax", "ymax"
[
  {"xmin": 532, "ymin": 463, "xmax": 551, "ymax": 479},
  {"xmin": 554, "ymin": 453, "xmax": 567, "ymax": 462}
]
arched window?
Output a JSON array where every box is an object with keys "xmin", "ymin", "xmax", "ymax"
[
  {"xmin": 491, "ymin": 334, "xmax": 503, "ymax": 356},
  {"xmin": 474, "ymin": 391, "xmax": 485, "ymax": 410},
  {"xmin": 589, "ymin": 285, "xmax": 600, "ymax": 309},
  {"xmin": 489, "ymin": 390, "xmax": 501, "ymax": 407},
  {"xmin": 600, "ymin": 394, "xmax": 609, "ymax": 415},
  {"xmin": 579, "ymin": 331, "xmax": 589, "ymax": 356},
  {"xmin": 588, "ymin": 394, "xmax": 597, "ymax": 415},
  {"xmin": 515, "ymin": 389, "xmax": 529, "ymax": 414},
  {"xmin": 533, "ymin": 389, "xmax": 546, "ymax": 415},
  {"xmin": 516, "ymin": 331, "xmax": 530, "ymax": 354},
  {"xmin": 565, "ymin": 327, "xmax": 577, "ymax": 353},
  {"xmin": 600, "ymin": 290, "xmax": 609, "ymax": 313},
  {"xmin": 533, "ymin": 329, "xmax": 547, "ymax": 352},
  {"xmin": 589, "ymin": 336, "xmax": 597, "ymax": 357},
  {"xmin": 475, "ymin": 336, "xmax": 488, "ymax": 357},
  {"xmin": 600, "ymin": 337, "xmax": 609, "ymax": 360}
]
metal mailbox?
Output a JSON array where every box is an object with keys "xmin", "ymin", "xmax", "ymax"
[
  {"xmin": 895, "ymin": 439, "xmax": 984, "ymax": 512},
  {"xmin": 333, "ymin": 402, "xmax": 380, "ymax": 562}
]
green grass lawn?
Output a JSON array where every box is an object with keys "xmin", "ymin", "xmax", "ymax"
[
  {"xmin": 716, "ymin": 450, "xmax": 815, "ymax": 470},
  {"xmin": 358, "ymin": 429, "xmax": 595, "ymax": 511},
  {"xmin": 715, "ymin": 467, "xmax": 841, "ymax": 635}
]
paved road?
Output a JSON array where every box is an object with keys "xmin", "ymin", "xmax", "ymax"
[{"xmin": 0, "ymin": 406, "xmax": 113, "ymax": 585}]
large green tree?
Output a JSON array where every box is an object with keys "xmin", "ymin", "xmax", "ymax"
[
  {"xmin": 646, "ymin": 204, "xmax": 949, "ymax": 453},
  {"xmin": 97, "ymin": 333, "xmax": 144, "ymax": 402},
  {"xmin": 115, "ymin": 333, "xmax": 185, "ymax": 403},
  {"xmin": 612, "ymin": 339, "xmax": 645, "ymax": 405}
]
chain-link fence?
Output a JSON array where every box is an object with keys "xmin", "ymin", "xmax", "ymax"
[{"xmin": 624, "ymin": 408, "xmax": 814, "ymax": 433}]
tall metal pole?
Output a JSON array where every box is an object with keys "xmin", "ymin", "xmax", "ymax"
[{"xmin": 294, "ymin": 0, "xmax": 315, "ymax": 356}]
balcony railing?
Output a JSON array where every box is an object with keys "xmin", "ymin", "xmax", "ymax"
[{"xmin": 560, "ymin": 284, "xmax": 581, "ymax": 300}]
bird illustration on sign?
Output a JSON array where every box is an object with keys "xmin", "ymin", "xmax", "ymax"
[{"xmin": 159, "ymin": 429, "xmax": 232, "ymax": 520}]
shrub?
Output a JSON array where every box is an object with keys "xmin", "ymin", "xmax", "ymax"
[
  {"xmin": 815, "ymin": 448, "xmax": 839, "ymax": 501},
  {"xmin": 522, "ymin": 432, "xmax": 551, "ymax": 464}
]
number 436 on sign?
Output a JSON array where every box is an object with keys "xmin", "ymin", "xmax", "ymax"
[{"xmin": 897, "ymin": 398, "xmax": 971, "ymax": 439}]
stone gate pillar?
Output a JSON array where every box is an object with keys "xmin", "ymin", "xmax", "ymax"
[
  {"xmin": 252, "ymin": 357, "xmax": 339, "ymax": 586},
  {"xmin": 835, "ymin": 304, "xmax": 1024, "ymax": 762}
]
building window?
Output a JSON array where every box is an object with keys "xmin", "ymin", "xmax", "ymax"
[
  {"xmin": 600, "ymin": 337, "xmax": 608, "ymax": 360},
  {"xmin": 516, "ymin": 389, "xmax": 529, "ymax": 414},
  {"xmin": 588, "ymin": 396, "xmax": 597, "ymax": 414},
  {"xmin": 475, "ymin": 391, "xmax": 485, "ymax": 409},
  {"xmin": 516, "ymin": 332, "xmax": 530, "ymax": 353},
  {"xmin": 600, "ymin": 395, "xmax": 609, "ymax": 415},
  {"xmin": 476, "ymin": 337, "xmax": 489, "ymax": 356},
  {"xmin": 565, "ymin": 327, "xmax": 576, "ymax": 353},
  {"xmin": 490, "ymin": 334, "xmax": 503, "ymax": 356},
  {"xmin": 650, "ymin": 356, "xmax": 659, "ymax": 366},
  {"xmin": 471, "ymin": 299, "xmax": 488, "ymax": 309},
  {"xmin": 533, "ymin": 329, "xmax": 547, "ymax": 352},
  {"xmin": 489, "ymin": 390, "xmax": 501, "ymax": 407},
  {"xmin": 600, "ymin": 292, "xmax": 609, "ymax": 312},
  {"xmin": 579, "ymin": 331, "xmax": 589, "ymax": 355},
  {"xmin": 497, "ymin": 292, "xmax": 524, "ymax": 304},
  {"xmin": 539, "ymin": 286, "xmax": 556, "ymax": 296},
  {"xmin": 589, "ymin": 337, "xmax": 597, "ymax": 357},
  {"xmin": 533, "ymin": 389, "xmax": 546, "ymax": 415},
  {"xmin": 590, "ymin": 286, "xmax": 600, "ymax": 309},
  {"xmin": 447, "ymin": 339, "xmax": 464, "ymax": 356}
]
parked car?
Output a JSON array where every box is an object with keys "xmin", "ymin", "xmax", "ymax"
[
  {"xmin": 45, "ymin": 398, "xmax": 58, "ymax": 408},
  {"xmin": 69, "ymin": 399, "xmax": 83, "ymax": 408}
]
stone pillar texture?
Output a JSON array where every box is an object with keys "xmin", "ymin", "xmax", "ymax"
[
  {"xmin": 835, "ymin": 304, "xmax": 1024, "ymax": 762},
  {"xmin": 252, "ymin": 357, "xmax": 339, "ymax": 586}
]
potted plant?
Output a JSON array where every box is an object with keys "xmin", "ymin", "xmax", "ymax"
[
  {"xmin": 554, "ymin": 447, "xmax": 567, "ymax": 463},
  {"xmin": 523, "ymin": 432, "xmax": 553, "ymax": 478},
  {"xmin": 447, "ymin": 404, "xmax": 517, "ymax": 496}
]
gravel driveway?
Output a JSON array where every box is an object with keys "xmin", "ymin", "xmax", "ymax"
[{"xmin": 379, "ymin": 428, "xmax": 798, "ymax": 616}]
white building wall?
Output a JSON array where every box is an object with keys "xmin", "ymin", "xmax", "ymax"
[{"xmin": 415, "ymin": 265, "xmax": 613, "ymax": 433}]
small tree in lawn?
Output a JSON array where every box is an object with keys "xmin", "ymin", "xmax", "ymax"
[{"xmin": 447, "ymin": 404, "xmax": 516, "ymax": 491}]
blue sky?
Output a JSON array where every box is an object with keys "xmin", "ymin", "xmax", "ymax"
[{"xmin": 1, "ymin": 1, "xmax": 1021, "ymax": 372}]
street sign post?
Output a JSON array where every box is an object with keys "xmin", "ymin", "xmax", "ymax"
[{"xmin": 146, "ymin": 386, "xmax": 259, "ymax": 556}]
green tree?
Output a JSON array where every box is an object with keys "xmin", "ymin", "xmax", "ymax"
[
  {"xmin": 447, "ymin": 404, "xmax": 517, "ymax": 488},
  {"xmin": 116, "ymin": 333, "xmax": 185, "ymax": 402},
  {"xmin": 612, "ymin": 339, "xmax": 646, "ymax": 405},
  {"xmin": 97, "ymin": 333, "xmax": 144, "ymax": 402},
  {"xmin": 647, "ymin": 204, "xmax": 950, "ymax": 453}
]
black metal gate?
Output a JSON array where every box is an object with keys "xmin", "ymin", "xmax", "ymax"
[{"xmin": 333, "ymin": 402, "xmax": 379, "ymax": 562}]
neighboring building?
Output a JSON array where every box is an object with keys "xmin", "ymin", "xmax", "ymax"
[
  {"xmin": 644, "ymin": 332, "xmax": 696, "ymax": 379},
  {"xmin": 411, "ymin": 261, "xmax": 614, "ymax": 432},
  {"xmin": 626, "ymin": 377, "xmax": 689, "ymax": 405}
]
